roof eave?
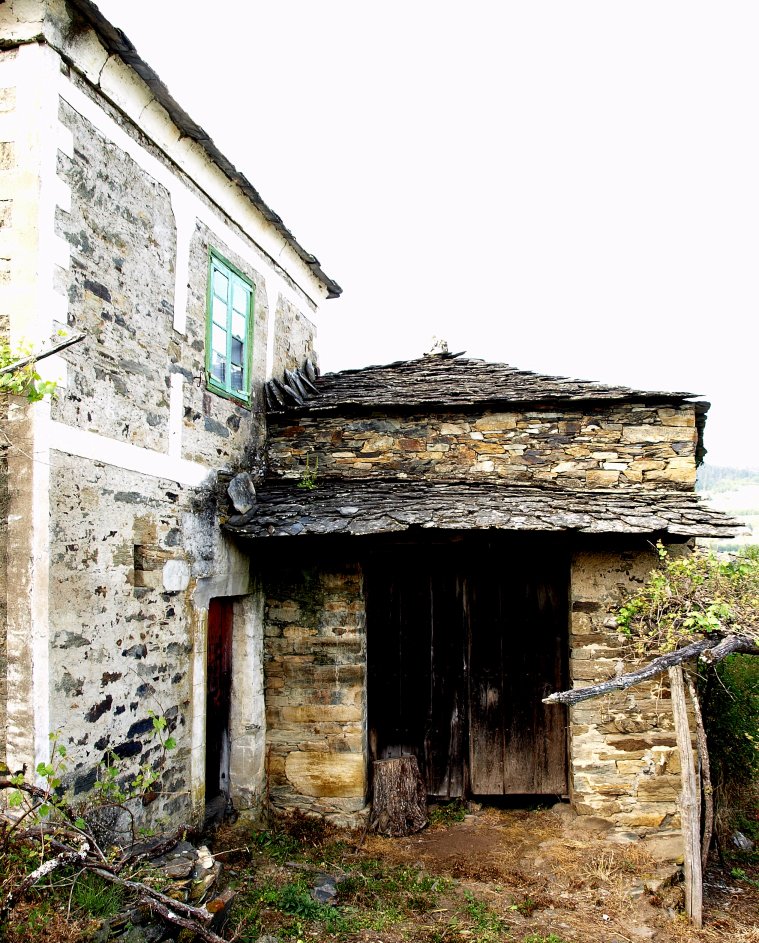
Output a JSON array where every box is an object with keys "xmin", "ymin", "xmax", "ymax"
[
  {"xmin": 67, "ymin": 0, "xmax": 342, "ymax": 299},
  {"xmin": 223, "ymin": 481, "xmax": 741, "ymax": 542}
]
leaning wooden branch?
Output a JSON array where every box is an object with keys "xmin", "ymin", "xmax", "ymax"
[
  {"xmin": 0, "ymin": 332, "xmax": 85, "ymax": 376},
  {"xmin": 0, "ymin": 842, "xmax": 89, "ymax": 925},
  {"xmin": 542, "ymin": 634, "xmax": 757, "ymax": 706},
  {"xmin": 686, "ymin": 673, "xmax": 714, "ymax": 872}
]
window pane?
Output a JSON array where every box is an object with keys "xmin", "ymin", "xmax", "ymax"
[
  {"xmin": 231, "ymin": 364, "xmax": 243, "ymax": 391},
  {"xmin": 213, "ymin": 268, "xmax": 229, "ymax": 300},
  {"xmin": 232, "ymin": 280, "xmax": 248, "ymax": 314},
  {"xmin": 231, "ymin": 336, "xmax": 244, "ymax": 365},
  {"xmin": 212, "ymin": 296, "xmax": 227, "ymax": 326},
  {"xmin": 212, "ymin": 323, "xmax": 227, "ymax": 355},
  {"xmin": 232, "ymin": 312, "xmax": 246, "ymax": 340},
  {"xmin": 211, "ymin": 352, "xmax": 225, "ymax": 384}
]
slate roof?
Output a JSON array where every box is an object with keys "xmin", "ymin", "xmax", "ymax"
[
  {"xmin": 266, "ymin": 354, "xmax": 706, "ymax": 416},
  {"xmin": 68, "ymin": 0, "xmax": 341, "ymax": 298},
  {"xmin": 224, "ymin": 480, "xmax": 739, "ymax": 541}
]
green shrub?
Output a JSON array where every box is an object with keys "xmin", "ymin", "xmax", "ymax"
[{"xmin": 703, "ymin": 653, "xmax": 759, "ymax": 841}]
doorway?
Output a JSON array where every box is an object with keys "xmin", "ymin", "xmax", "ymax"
[
  {"xmin": 205, "ymin": 597, "xmax": 233, "ymax": 805},
  {"xmin": 366, "ymin": 536, "xmax": 569, "ymax": 798}
]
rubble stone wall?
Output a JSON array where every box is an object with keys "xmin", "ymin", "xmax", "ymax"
[
  {"xmin": 53, "ymin": 100, "xmax": 266, "ymax": 461},
  {"xmin": 268, "ymin": 404, "xmax": 698, "ymax": 491},
  {"xmin": 0, "ymin": 12, "xmax": 325, "ymax": 825},
  {"xmin": 569, "ymin": 548, "xmax": 685, "ymax": 857},
  {"xmin": 263, "ymin": 563, "xmax": 368, "ymax": 827},
  {"xmin": 48, "ymin": 451, "xmax": 200, "ymax": 822}
]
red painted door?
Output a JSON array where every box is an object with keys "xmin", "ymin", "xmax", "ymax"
[{"xmin": 206, "ymin": 597, "xmax": 233, "ymax": 801}]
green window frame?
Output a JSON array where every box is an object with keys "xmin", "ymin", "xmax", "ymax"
[{"xmin": 206, "ymin": 251, "xmax": 254, "ymax": 404}]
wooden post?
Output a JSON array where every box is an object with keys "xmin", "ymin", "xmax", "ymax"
[
  {"xmin": 369, "ymin": 756, "xmax": 428, "ymax": 837},
  {"xmin": 669, "ymin": 665, "xmax": 702, "ymax": 927}
]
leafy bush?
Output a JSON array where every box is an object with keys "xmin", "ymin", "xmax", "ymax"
[
  {"xmin": 702, "ymin": 653, "xmax": 759, "ymax": 842},
  {"xmin": 616, "ymin": 544, "xmax": 759, "ymax": 655}
]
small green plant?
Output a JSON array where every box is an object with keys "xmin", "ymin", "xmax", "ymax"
[
  {"xmin": 249, "ymin": 826, "xmax": 302, "ymax": 863},
  {"xmin": 0, "ymin": 714, "xmax": 181, "ymax": 936},
  {"xmin": 523, "ymin": 935, "xmax": 567, "ymax": 943},
  {"xmin": 296, "ymin": 453, "xmax": 318, "ymax": 490},
  {"xmin": 462, "ymin": 889, "xmax": 508, "ymax": 939},
  {"xmin": 0, "ymin": 338, "xmax": 59, "ymax": 403},
  {"xmin": 428, "ymin": 798, "xmax": 467, "ymax": 826},
  {"xmin": 730, "ymin": 866, "xmax": 759, "ymax": 889},
  {"xmin": 510, "ymin": 895, "xmax": 541, "ymax": 916}
]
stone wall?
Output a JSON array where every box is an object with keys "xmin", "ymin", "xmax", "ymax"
[
  {"xmin": 272, "ymin": 295, "xmax": 318, "ymax": 378},
  {"xmin": 263, "ymin": 564, "xmax": 368, "ymax": 827},
  {"xmin": 0, "ymin": 8, "xmax": 328, "ymax": 826},
  {"xmin": 268, "ymin": 405, "xmax": 698, "ymax": 491},
  {"xmin": 53, "ymin": 101, "xmax": 266, "ymax": 464},
  {"xmin": 48, "ymin": 451, "xmax": 199, "ymax": 821},
  {"xmin": 569, "ymin": 548, "xmax": 684, "ymax": 856}
]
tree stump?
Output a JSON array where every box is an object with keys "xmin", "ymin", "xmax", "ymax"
[{"xmin": 369, "ymin": 756, "xmax": 428, "ymax": 837}]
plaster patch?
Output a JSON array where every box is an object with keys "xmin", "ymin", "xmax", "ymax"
[{"xmin": 163, "ymin": 559, "xmax": 190, "ymax": 593}]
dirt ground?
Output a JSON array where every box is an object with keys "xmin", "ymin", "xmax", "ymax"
[{"xmin": 356, "ymin": 804, "xmax": 759, "ymax": 943}]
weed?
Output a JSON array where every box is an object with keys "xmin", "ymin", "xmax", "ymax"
[
  {"xmin": 523, "ymin": 935, "xmax": 567, "ymax": 943},
  {"xmin": 248, "ymin": 826, "xmax": 302, "ymax": 863},
  {"xmin": 582, "ymin": 850, "xmax": 619, "ymax": 884},
  {"xmin": 296, "ymin": 453, "xmax": 318, "ymax": 490},
  {"xmin": 429, "ymin": 799, "xmax": 468, "ymax": 826},
  {"xmin": 463, "ymin": 889, "xmax": 509, "ymax": 940},
  {"xmin": 511, "ymin": 895, "xmax": 541, "ymax": 916},
  {"xmin": 71, "ymin": 872, "xmax": 124, "ymax": 919},
  {"xmin": 730, "ymin": 867, "xmax": 759, "ymax": 889}
]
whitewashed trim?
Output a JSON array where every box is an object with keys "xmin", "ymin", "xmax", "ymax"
[
  {"xmin": 171, "ymin": 191, "xmax": 195, "ymax": 335},
  {"xmin": 47, "ymin": 419, "xmax": 211, "ymax": 487},
  {"xmin": 59, "ymin": 77, "xmax": 316, "ymax": 345},
  {"xmin": 168, "ymin": 372, "xmax": 183, "ymax": 459}
]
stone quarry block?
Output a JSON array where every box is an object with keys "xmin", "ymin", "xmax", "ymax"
[{"xmin": 285, "ymin": 750, "xmax": 366, "ymax": 798}]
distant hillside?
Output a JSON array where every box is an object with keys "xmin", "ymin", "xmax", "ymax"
[
  {"xmin": 697, "ymin": 464, "xmax": 759, "ymax": 492},
  {"xmin": 697, "ymin": 464, "xmax": 759, "ymax": 550}
]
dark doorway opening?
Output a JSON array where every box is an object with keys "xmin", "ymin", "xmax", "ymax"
[
  {"xmin": 366, "ymin": 535, "xmax": 569, "ymax": 799},
  {"xmin": 205, "ymin": 597, "xmax": 233, "ymax": 808}
]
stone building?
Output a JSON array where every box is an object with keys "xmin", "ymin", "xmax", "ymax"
[
  {"xmin": 0, "ymin": 0, "xmax": 738, "ymax": 861},
  {"xmin": 0, "ymin": 0, "xmax": 339, "ymax": 826},
  {"xmin": 224, "ymin": 355, "xmax": 736, "ymax": 853}
]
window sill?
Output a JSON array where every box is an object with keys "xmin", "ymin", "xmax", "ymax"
[{"xmin": 206, "ymin": 381, "xmax": 252, "ymax": 409}]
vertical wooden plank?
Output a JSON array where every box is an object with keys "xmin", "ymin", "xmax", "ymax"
[
  {"xmin": 468, "ymin": 541, "xmax": 569, "ymax": 796},
  {"xmin": 425, "ymin": 565, "xmax": 467, "ymax": 797},
  {"xmin": 669, "ymin": 665, "xmax": 703, "ymax": 928},
  {"xmin": 366, "ymin": 552, "xmax": 432, "ymax": 778},
  {"xmin": 205, "ymin": 597, "xmax": 233, "ymax": 801},
  {"xmin": 468, "ymin": 560, "xmax": 506, "ymax": 794}
]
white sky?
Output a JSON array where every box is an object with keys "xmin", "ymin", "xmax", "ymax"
[{"xmin": 97, "ymin": 1, "xmax": 759, "ymax": 469}]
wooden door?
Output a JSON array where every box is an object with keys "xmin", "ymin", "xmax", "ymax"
[
  {"xmin": 206, "ymin": 597, "xmax": 233, "ymax": 801},
  {"xmin": 366, "ymin": 539, "xmax": 568, "ymax": 798},
  {"xmin": 467, "ymin": 555, "xmax": 568, "ymax": 795}
]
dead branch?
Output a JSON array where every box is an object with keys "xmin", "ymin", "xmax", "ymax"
[
  {"xmin": 89, "ymin": 869, "xmax": 224, "ymax": 943},
  {"xmin": 0, "ymin": 842, "xmax": 89, "ymax": 925},
  {"xmin": 699, "ymin": 634, "xmax": 758, "ymax": 663},
  {"xmin": 543, "ymin": 634, "xmax": 757, "ymax": 706},
  {"xmin": 0, "ymin": 333, "xmax": 85, "ymax": 375},
  {"xmin": 542, "ymin": 637, "xmax": 718, "ymax": 705}
]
